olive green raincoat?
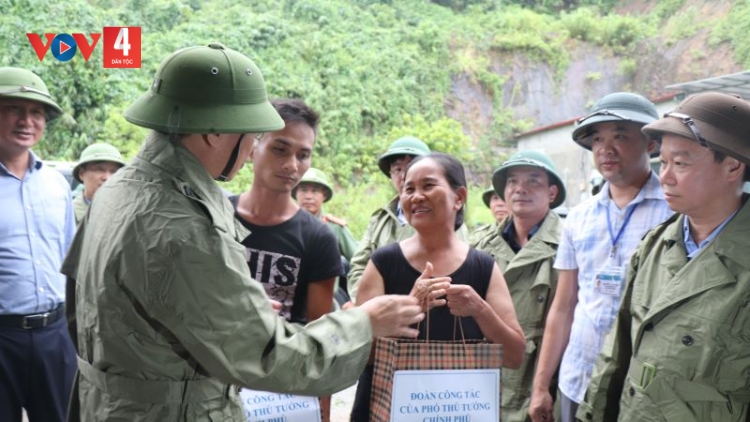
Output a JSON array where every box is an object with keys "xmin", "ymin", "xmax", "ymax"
[
  {"xmin": 347, "ymin": 197, "xmax": 469, "ymax": 301},
  {"xmin": 62, "ymin": 132, "xmax": 373, "ymax": 421},
  {"xmin": 72, "ymin": 194, "xmax": 88, "ymax": 225},
  {"xmin": 473, "ymin": 212, "xmax": 562, "ymax": 422},
  {"xmin": 323, "ymin": 216, "xmax": 357, "ymax": 261},
  {"xmin": 578, "ymin": 199, "xmax": 750, "ymax": 422}
]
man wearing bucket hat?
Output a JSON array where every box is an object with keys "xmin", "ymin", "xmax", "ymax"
[
  {"xmin": 578, "ymin": 92, "xmax": 750, "ymax": 422},
  {"xmin": 71, "ymin": 143, "xmax": 126, "ymax": 224},
  {"xmin": 471, "ymin": 150, "xmax": 566, "ymax": 422},
  {"xmin": 0, "ymin": 67, "xmax": 76, "ymax": 422},
  {"xmin": 60, "ymin": 43, "xmax": 424, "ymax": 421},
  {"xmin": 530, "ymin": 92, "xmax": 673, "ymax": 422},
  {"xmin": 469, "ymin": 187, "xmax": 510, "ymax": 246},
  {"xmin": 294, "ymin": 167, "xmax": 358, "ymax": 310},
  {"xmin": 347, "ymin": 135, "xmax": 430, "ymax": 300}
]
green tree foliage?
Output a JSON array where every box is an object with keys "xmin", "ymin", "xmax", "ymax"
[{"xmin": 2, "ymin": 0, "xmax": 745, "ymax": 235}]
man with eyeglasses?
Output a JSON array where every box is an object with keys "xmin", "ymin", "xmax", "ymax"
[
  {"xmin": 577, "ymin": 92, "xmax": 750, "ymax": 422},
  {"xmin": 347, "ymin": 135, "xmax": 430, "ymax": 300},
  {"xmin": 530, "ymin": 92, "xmax": 673, "ymax": 422},
  {"xmin": 0, "ymin": 67, "xmax": 76, "ymax": 422},
  {"xmin": 61, "ymin": 43, "xmax": 424, "ymax": 421}
]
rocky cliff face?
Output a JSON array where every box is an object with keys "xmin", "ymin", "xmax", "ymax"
[{"xmin": 446, "ymin": 0, "xmax": 742, "ymax": 141}]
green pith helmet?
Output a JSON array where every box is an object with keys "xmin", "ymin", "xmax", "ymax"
[
  {"xmin": 292, "ymin": 167, "xmax": 333, "ymax": 202},
  {"xmin": 73, "ymin": 143, "xmax": 126, "ymax": 183},
  {"xmin": 0, "ymin": 67, "xmax": 63, "ymax": 121},
  {"xmin": 492, "ymin": 150, "xmax": 567, "ymax": 209},
  {"xmin": 573, "ymin": 92, "xmax": 660, "ymax": 157},
  {"xmin": 377, "ymin": 136, "xmax": 430, "ymax": 177},
  {"xmin": 482, "ymin": 187, "xmax": 498, "ymax": 208},
  {"xmin": 643, "ymin": 91, "xmax": 750, "ymax": 165},
  {"xmin": 124, "ymin": 42, "xmax": 283, "ymax": 134}
]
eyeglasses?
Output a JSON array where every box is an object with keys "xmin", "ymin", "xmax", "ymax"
[
  {"xmin": 389, "ymin": 166, "xmax": 405, "ymax": 177},
  {"xmin": 664, "ymin": 112, "xmax": 710, "ymax": 148},
  {"xmin": 576, "ymin": 109, "xmax": 630, "ymax": 125}
]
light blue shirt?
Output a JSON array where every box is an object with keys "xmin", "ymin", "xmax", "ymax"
[
  {"xmin": 0, "ymin": 151, "xmax": 74, "ymax": 315},
  {"xmin": 683, "ymin": 209, "xmax": 739, "ymax": 259},
  {"xmin": 554, "ymin": 171, "xmax": 673, "ymax": 402}
]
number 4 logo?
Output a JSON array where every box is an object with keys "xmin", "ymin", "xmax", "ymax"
[{"xmin": 103, "ymin": 26, "xmax": 141, "ymax": 68}]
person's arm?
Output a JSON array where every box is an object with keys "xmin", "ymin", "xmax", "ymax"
[
  {"xmin": 445, "ymin": 264, "xmax": 526, "ymax": 369},
  {"xmin": 338, "ymin": 226, "xmax": 358, "ymax": 262},
  {"xmin": 576, "ymin": 251, "xmax": 639, "ymax": 422},
  {"xmin": 529, "ymin": 269, "xmax": 579, "ymax": 422},
  {"xmin": 355, "ymin": 260, "xmax": 386, "ymax": 305},
  {"xmin": 144, "ymin": 229, "xmax": 423, "ymax": 397},
  {"xmin": 306, "ymin": 278, "xmax": 336, "ymax": 422},
  {"xmin": 348, "ymin": 215, "xmax": 379, "ymax": 301}
]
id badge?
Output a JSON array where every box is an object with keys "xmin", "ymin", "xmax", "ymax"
[{"xmin": 595, "ymin": 264, "xmax": 624, "ymax": 297}]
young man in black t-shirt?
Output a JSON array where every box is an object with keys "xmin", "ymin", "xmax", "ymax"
[{"xmin": 231, "ymin": 99, "xmax": 340, "ymax": 422}]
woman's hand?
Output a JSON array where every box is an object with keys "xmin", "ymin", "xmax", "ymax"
[
  {"xmin": 445, "ymin": 284, "xmax": 485, "ymax": 317},
  {"xmin": 409, "ymin": 262, "xmax": 451, "ymax": 310}
]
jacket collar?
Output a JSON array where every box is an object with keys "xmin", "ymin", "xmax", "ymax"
[
  {"xmin": 500, "ymin": 211, "xmax": 562, "ymax": 271},
  {"xmin": 134, "ymin": 132, "xmax": 236, "ymax": 235}
]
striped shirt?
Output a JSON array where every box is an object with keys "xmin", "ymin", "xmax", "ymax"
[{"xmin": 554, "ymin": 171, "xmax": 673, "ymax": 402}]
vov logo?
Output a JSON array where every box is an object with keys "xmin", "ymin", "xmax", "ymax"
[
  {"xmin": 26, "ymin": 33, "xmax": 101, "ymax": 62},
  {"xmin": 26, "ymin": 27, "xmax": 141, "ymax": 68}
]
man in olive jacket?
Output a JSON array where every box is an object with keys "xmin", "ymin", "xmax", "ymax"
[
  {"xmin": 473, "ymin": 150, "xmax": 566, "ymax": 422},
  {"xmin": 61, "ymin": 43, "xmax": 424, "ymax": 422},
  {"xmin": 578, "ymin": 91, "xmax": 750, "ymax": 422}
]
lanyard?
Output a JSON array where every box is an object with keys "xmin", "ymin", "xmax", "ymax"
[{"xmin": 606, "ymin": 202, "xmax": 638, "ymax": 259}]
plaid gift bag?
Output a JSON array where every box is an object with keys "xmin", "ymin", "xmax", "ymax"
[{"xmin": 370, "ymin": 336, "xmax": 503, "ymax": 422}]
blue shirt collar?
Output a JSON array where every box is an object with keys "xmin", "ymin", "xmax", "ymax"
[
  {"xmin": 683, "ymin": 208, "xmax": 739, "ymax": 259},
  {"xmin": 597, "ymin": 171, "xmax": 664, "ymax": 207}
]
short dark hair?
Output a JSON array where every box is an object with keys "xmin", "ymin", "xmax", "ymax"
[
  {"xmin": 712, "ymin": 150, "xmax": 750, "ymax": 182},
  {"xmin": 406, "ymin": 152, "xmax": 467, "ymax": 231},
  {"xmin": 271, "ymin": 98, "xmax": 320, "ymax": 135}
]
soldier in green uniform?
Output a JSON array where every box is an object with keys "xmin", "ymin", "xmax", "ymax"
[
  {"xmin": 61, "ymin": 42, "xmax": 424, "ymax": 422},
  {"xmin": 293, "ymin": 167, "xmax": 357, "ymax": 261},
  {"xmin": 346, "ymin": 136, "xmax": 430, "ymax": 301},
  {"xmin": 469, "ymin": 187, "xmax": 510, "ymax": 246},
  {"xmin": 473, "ymin": 151, "xmax": 566, "ymax": 422},
  {"xmin": 294, "ymin": 167, "xmax": 358, "ymax": 309},
  {"xmin": 578, "ymin": 92, "xmax": 750, "ymax": 422},
  {"xmin": 71, "ymin": 143, "xmax": 125, "ymax": 224}
]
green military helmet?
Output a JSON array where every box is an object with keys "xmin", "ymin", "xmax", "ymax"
[
  {"xmin": 0, "ymin": 67, "xmax": 63, "ymax": 121},
  {"xmin": 377, "ymin": 136, "xmax": 430, "ymax": 177},
  {"xmin": 481, "ymin": 187, "xmax": 498, "ymax": 208},
  {"xmin": 492, "ymin": 150, "xmax": 567, "ymax": 209},
  {"xmin": 643, "ymin": 91, "xmax": 750, "ymax": 165},
  {"xmin": 73, "ymin": 143, "xmax": 127, "ymax": 183},
  {"xmin": 124, "ymin": 42, "xmax": 283, "ymax": 134},
  {"xmin": 292, "ymin": 167, "xmax": 333, "ymax": 202},
  {"xmin": 573, "ymin": 92, "xmax": 659, "ymax": 157}
]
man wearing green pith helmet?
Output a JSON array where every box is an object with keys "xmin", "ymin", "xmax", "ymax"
[
  {"xmin": 347, "ymin": 136, "xmax": 469, "ymax": 301},
  {"xmin": 61, "ymin": 42, "xmax": 424, "ymax": 421},
  {"xmin": 474, "ymin": 150, "xmax": 567, "ymax": 422},
  {"xmin": 71, "ymin": 143, "xmax": 125, "ymax": 224},
  {"xmin": 293, "ymin": 167, "xmax": 358, "ymax": 309}
]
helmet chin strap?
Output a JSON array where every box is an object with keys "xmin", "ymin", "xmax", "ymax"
[{"xmin": 216, "ymin": 134, "xmax": 245, "ymax": 182}]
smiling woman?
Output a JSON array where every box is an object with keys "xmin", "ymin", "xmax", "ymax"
[{"xmin": 350, "ymin": 152, "xmax": 526, "ymax": 421}]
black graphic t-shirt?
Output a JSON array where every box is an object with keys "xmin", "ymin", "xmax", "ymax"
[{"xmin": 230, "ymin": 196, "xmax": 341, "ymax": 324}]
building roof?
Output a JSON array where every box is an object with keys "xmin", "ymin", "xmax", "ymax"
[{"xmin": 666, "ymin": 71, "xmax": 750, "ymax": 100}]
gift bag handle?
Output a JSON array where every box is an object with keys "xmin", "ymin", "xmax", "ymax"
[{"xmin": 416, "ymin": 297, "xmax": 469, "ymax": 352}]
